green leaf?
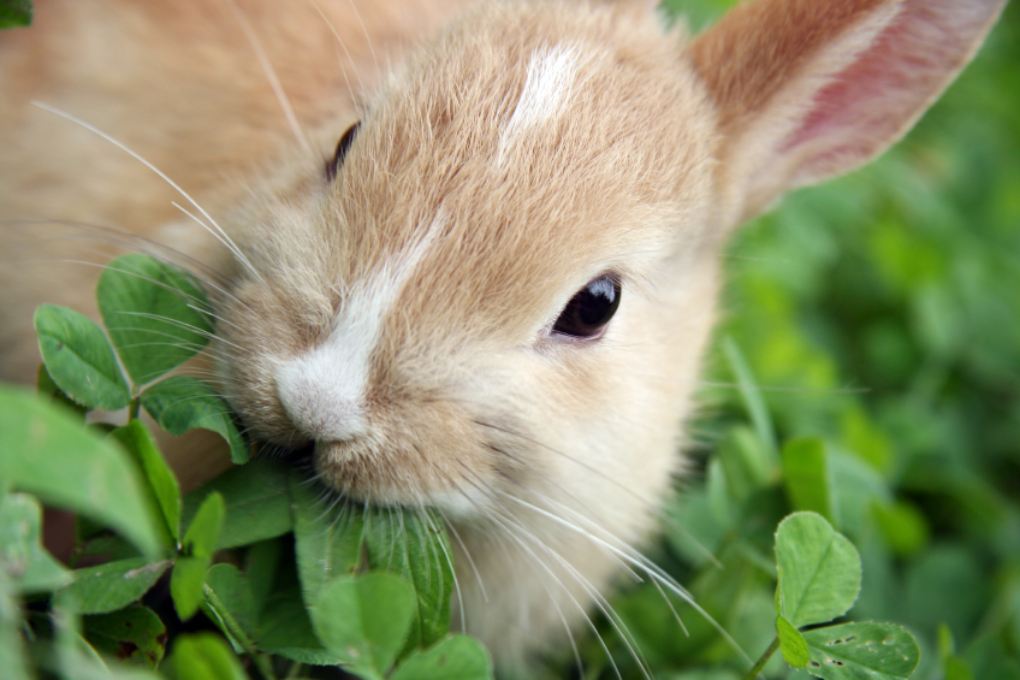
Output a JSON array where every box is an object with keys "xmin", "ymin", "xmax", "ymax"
[
  {"xmin": 801, "ymin": 622, "xmax": 920, "ymax": 680},
  {"xmin": 828, "ymin": 451, "xmax": 889, "ymax": 538},
  {"xmin": 723, "ymin": 336, "xmax": 779, "ymax": 463},
  {"xmin": 0, "ymin": 492, "xmax": 73, "ymax": 593},
  {"xmin": 182, "ymin": 460, "xmax": 292, "ymax": 550},
  {"xmin": 97, "ymin": 253, "xmax": 213, "ymax": 386},
  {"xmin": 0, "ymin": 1, "xmax": 32, "ymax": 29},
  {"xmin": 202, "ymin": 564, "xmax": 256, "ymax": 650},
  {"xmin": 112, "ymin": 420, "xmax": 182, "ymax": 548},
  {"xmin": 718, "ymin": 425, "xmax": 773, "ymax": 504},
  {"xmin": 172, "ymin": 492, "xmax": 225, "ymax": 621},
  {"xmin": 775, "ymin": 512, "xmax": 861, "ymax": 627},
  {"xmin": 0, "ymin": 566, "xmax": 30, "ymax": 680},
  {"xmin": 59, "ymin": 557, "xmax": 171, "ymax": 614},
  {"xmin": 871, "ymin": 500, "xmax": 930, "ymax": 558},
  {"xmin": 904, "ymin": 544, "xmax": 985, "ymax": 644},
  {"xmin": 0, "ymin": 384, "xmax": 161, "ymax": 557},
  {"xmin": 256, "ymin": 576, "xmax": 345, "ymax": 666},
  {"xmin": 839, "ymin": 405, "xmax": 893, "ymax": 474},
  {"xmin": 290, "ymin": 471, "xmax": 364, "ymax": 606},
  {"xmin": 245, "ymin": 538, "xmax": 283, "ymax": 621},
  {"xmin": 34, "ymin": 304, "xmax": 131, "ymax": 411},
  {"xmin": 182, "ymin": 491, "xmax": 224, "ymax": 558},
  {"xmin": 141, "ymin": 376, "xmax": 248, "ymax": 464},
  {"xmin": 945, "ymin": 656, "xmax": 976, "ymax": 680},
  {"xmin": 390, "ymin": 635, "xmax": 494, "ymax": 680},
  {"xmin": 170, "ymin": 557, "xmax": 206, "ymax": 623},
  {"xmin": 37, "ymin": 362, "xmax": 86, "ymax": 420},
  {"xmin": 777, "ymin": 615, "xmax": 809, "ymax": 669},
  {"xmin": 167, "ymin": 632, "xmax": 247, "ymax": 680},
  {"xmin": 938, "ymin": 622, "xmax": 956, "ymax": 659},
  {"xmin": 782, "ymin": 438, "xmax": 835, "ymax": 524},
  {"xmin": 83, "ymin": 604, "xmax": 167, "ymax": 669},
  {"xmin": 311, "ymin": 573, "xmax": 416, "ymax": 680},
  {"xmin": 364, "ymin": 506, "xmax": 454, "ymax": 651}
]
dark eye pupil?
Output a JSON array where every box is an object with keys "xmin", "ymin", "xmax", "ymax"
[
  {"xmin": 553, "ymin": 275, "xmax": 621, "ymax": 339},
  {"xmin": 326, "ymin": 121, "xmax": 360, "ymax": 181}
]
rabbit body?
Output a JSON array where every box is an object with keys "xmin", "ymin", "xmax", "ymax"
[{"xmin": 0, "ymin": 0, "xmax": 1006, "ymax": 671}]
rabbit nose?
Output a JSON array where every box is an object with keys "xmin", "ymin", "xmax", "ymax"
[{"xmin": 275, "ymin": 347, "xmax": 369, "ymax": 442}]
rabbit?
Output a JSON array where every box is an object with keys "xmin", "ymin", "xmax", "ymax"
[{"xmin": 0, "ymin": 0, "xmax": 1007, "ymax": 672}]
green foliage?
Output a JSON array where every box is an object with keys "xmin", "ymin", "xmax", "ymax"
[
  {"xmin": 775, "ymin": 513, "xmax": 861, "ymax": 628},
  {"xmin": 624, "ymin": 0, "xmax": 1020, "ymax": 678},
  {"xmin": 171, "ymin": 492, "xmax": 225, "ymax": 621},
  {"xmin": 84, "ymin": 605, "xmax": 168, "ymax": 669},
  {"xmin": 59, "ymin": 557, "xmax": 171, "ymax": 614},
  {"xmin": 0, "ymin": 493, "xmax": 72, "ymax": 594},
  {"xmin": 0, "ymin": 384, "xmax": 161, "ymax": 557},
  {"xmin": 389, "ymin": 636, "xmax": 494, "ymax": 680},
  {"xmin": 35, "ymin": 304, "xmax": 131, "ymax": 411},
  {"xmin": 97, "ymin": 254, "xmax": 214, "ymax": 387},
  {"xmin": 1, "ymin": 256, "xmax": 487, "ymax": 680},
  {"xmin": 182, "ymin": 460, "xmax": 292, "ymax": 550},
  {"xmin": 112, "ymin": 420, "xmax": 182, "ymax": 548},
  {"xmin": 801, "ymin": 623, "xmax": 920, "ymax": 680},
  {"xmin": 311, "ymin": 573, "xmax": 417, "ymax": 679},
  {"xmin": 3, "ymin": 0, "xmax": 1019, "ymax": 677},
  {"xmin": 0, "ymin": 0, "xmax": 31, "ymax": 29},
  {"xmin": 142, "ymin": 376, "xmax": 247, "ymax": 464},
  {"xmin": 166, "ymin": 632, "xmax": 247, "ymax": 680}
]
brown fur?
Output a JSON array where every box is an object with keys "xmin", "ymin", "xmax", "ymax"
[{"xmin": 0, "ymin": 0, "xmax": 1005, "ymax": 672}]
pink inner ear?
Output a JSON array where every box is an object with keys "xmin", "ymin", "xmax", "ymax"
[{"xmin": 780, "ymin": 0, "xmax": 988, "ymax": 177}]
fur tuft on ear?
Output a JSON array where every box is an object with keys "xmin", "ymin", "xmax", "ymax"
[{"xmin": 692, "ymin": 0, "xmax": 1007, "ymax": 226}]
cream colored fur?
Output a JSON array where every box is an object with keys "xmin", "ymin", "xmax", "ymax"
[{"xmin": 0, "ymin": 0, "xmax": 1005, "ymax": 672}]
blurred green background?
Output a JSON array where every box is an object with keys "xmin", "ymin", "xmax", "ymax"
[{"xmin": 575, "ymin": 1, "xmax": 1020, "ymax": 678}]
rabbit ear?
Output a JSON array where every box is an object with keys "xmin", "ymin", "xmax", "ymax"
[{"xmin": 691, "ymin": 0, "xmax": 1007, "ymax": 226}]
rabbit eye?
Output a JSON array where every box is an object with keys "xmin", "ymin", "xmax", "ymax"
[
  {"xmin": 552, "ymin": 275, "xmax": 621, "ymax": 339},
  {"xmin": 325, "ymin": 121, "xmax": 360, "ymax": 181}
]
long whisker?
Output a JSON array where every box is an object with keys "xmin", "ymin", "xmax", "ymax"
[
  {"xmin": 448, "ymin": 463, "xmax": 640, "ymax": 678},
  {"xmin": 473, "ymin": 417, "xmax": 672, "ymax": 525},
  {"xmin": 345, "ymin": 0, "xmax": 380, "ymax": 78},
  {"xmin": 308, "ymin": 0, "xmax": 366, "ymax": 96},
  {"xmin": 477, "ymin": 497, "xmax": 635, "ymax": 680},
  {"xmin": 168, "ymin": 201, "xmax": 254, "ymax": 279},
  {"xmin": 2, "ymin": 219, "xmax": 246, "ymax": 309},
  {"xmin": 224, "ymin": 0, "xmax": 311, "ymax": 153},
  {"xmin": 111, "ymin": 312, "xmax": 244, "ymax": 348},
  {"xmin": 30, "ymin": 102, "xmax": 263, "ymax": 281},
  {"xmin": 512, "ymin": 491, "xmax": 752, "ymax": 665}
]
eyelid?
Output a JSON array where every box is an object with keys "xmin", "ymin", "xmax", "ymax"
[{"xmin": 326, "ymin": 121, "xmax": 361, "ymax": 182}]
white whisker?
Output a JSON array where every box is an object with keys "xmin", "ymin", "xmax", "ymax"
[
  {"xmin": 224, "ymin": 0, "xmax": 311, "ymax": 153},
  {"xmin": 29, "ymin": 102, "xmax": 262, "ymax": 281},
  {"xmin": 308, "ymin": 0, "xmax": 366, "ymax": 96},
  {"xmin": 345, "ymin": 0, "xmax": 380, "ymax": 78}
]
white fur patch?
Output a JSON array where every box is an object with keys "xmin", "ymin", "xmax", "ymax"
[
  {"xmin": 275, "ymin": 215, "xmax": 445, "ymax": 441},
  {"xmin": 498, "ymin": 44, "xmax": 582, "ymax": 163}
]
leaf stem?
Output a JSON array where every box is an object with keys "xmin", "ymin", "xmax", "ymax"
[
  {"xmin": 741, "ymin": 636, "xmax": 780, "ymax": 680},
  {"xmin": 128, "ymin": 397, "xmax": 140, "ymax": 422},
  {"xmin": 252, "ymin": 652, "xmax": 278, "ymax": 680},
  {"xmin": 202, "ymin": 584, "xmax": 278, "ymax": 680}
]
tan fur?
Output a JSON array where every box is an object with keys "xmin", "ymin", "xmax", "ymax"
[{"xmin": 0, "ymin": 0, "xmax": 1005, "ymax": 672}]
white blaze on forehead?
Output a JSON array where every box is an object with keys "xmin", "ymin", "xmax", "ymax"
[
  {"xmin": 275, "ymin": 215, "xmax": 445, "ymax": 442},
  {"xmin": 499, "ymin": 44, "xmax": 583, "ymax": 162}
]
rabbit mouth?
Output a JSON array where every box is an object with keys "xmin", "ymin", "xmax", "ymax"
[{"xmin": 309, "ymin": 428, "xmax": 503, "ymax": 513}]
